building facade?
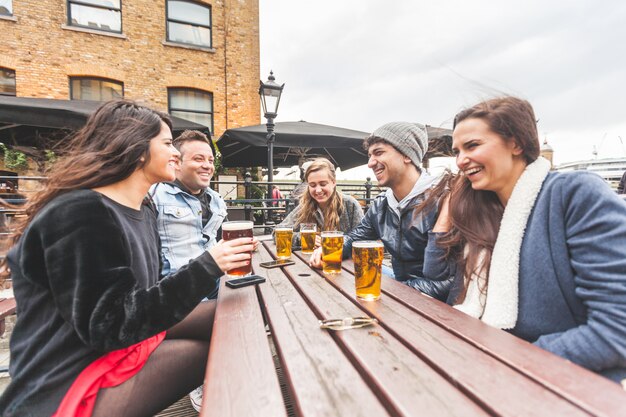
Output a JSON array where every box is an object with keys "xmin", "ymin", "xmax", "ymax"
[{"xmin": 0, "ymin": 0, "xmax": 260, "ymax": 137}]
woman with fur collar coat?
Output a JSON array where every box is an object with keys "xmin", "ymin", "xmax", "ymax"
[
  {"xmin": 0, "ymin": 101, "xmax": 256, "ymax": 417},
  {"xmin": 425, "ymin": 96, "xmax": 626, "ymax": 383}
]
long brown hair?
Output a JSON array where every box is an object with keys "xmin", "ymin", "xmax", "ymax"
[
  {"xmin": 437, "ymin": 96, "xmax": 540, "ymax": 302},
  {"xmin": 12, "ymin": 100, "xmax": 172, "ymax": 244},
  {"xmin": 295, "ymin": 158, "xmax": 344, "ymax": 231}
]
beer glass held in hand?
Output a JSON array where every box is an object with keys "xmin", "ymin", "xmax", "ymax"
[
  {"xmin": 321, "ymin": 231, "xmax": 343, "ymax": 274},
  {"xmin": 275, "ymin": 227, "xmax": 293, "ymax": 259},
  {"xmin": 352, "ymin": 241, "xmax": 384, "ymax": 301},
  {"xmin": 222, "ymin": 221, "xmax": 254, "ymax": 277},
  {"xmin": 300, "ymin": 223, "xmax": 317, "ymax": 254}
]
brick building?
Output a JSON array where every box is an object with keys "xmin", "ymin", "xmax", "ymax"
[{"xmin": 0, "ymin": 0, "xmax": 260, "ymax": 138}]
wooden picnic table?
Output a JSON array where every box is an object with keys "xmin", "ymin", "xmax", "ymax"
[{"xmin": 201, "ymin": 241, "xmax": 626, "ymax": 417}]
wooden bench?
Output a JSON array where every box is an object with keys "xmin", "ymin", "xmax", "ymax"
[{"xmin": 0, "ymin": 297, "xmax": 16, "ymax": 338}]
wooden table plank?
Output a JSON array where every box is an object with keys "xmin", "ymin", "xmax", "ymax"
[
  {"xmin": 315, "ymin": 258, "xmax": 593, "ymax": 417},
  {"xmin": 341, "ymin": 258, "xmax": 626, "ymax": 417},
  {"xmin": 255, "ymin": 243, "xmax": 392, "ymax": 417},
  {"xmin": 201, "ymin": 277, "xmax": 287, "ymax": 417},
  {"xmin": 278, "ymin": 244, "xmax": 489, "ymax": 417}
]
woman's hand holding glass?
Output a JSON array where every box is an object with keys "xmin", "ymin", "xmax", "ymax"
[{"xmin": 209, "ymin": 237, "xmax": 257, "ymax": 273}]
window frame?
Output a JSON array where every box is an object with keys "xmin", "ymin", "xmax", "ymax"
[
  {"xmin": 165, "ymin": 0, "xmax": 212, "ymax": 49},
  {"xmin": 0, "ymin": 67, "xmax": 16, "ymax": 97},
  {"xmin": 69, "ymin": 76, "xmax": 124, "ymax": 101},
  {"xmin": 0, "ymin": 0, "xmax": 12, "ymax": 17},
  {"xmin": 168, "ymin": 87, "xmax": 214, "ymax": 134},
  {"xmin": 66, "ymin": 0, "xmax": 123, "ymax": 34}
]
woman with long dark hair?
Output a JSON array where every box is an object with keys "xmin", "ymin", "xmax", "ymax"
[
  {"xmin": 427, "ymin": 96, "xmax": 626, "ymax": 382},
  {"xmin": 0, "ymin": 100, "xmax": 254, "ymax": 416},
  {"xmin": 276, "ymin": 158, "xmax": 363, "ymax": 248}
]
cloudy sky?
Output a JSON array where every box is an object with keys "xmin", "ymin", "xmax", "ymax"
[{"xmin": 259, "ymin": 0, "xmax": 626, "ymax": 169}]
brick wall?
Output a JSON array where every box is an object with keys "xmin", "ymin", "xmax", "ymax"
[{"xmin": 0, "ymin": 0, "xmax": 260, "ymax": 137}]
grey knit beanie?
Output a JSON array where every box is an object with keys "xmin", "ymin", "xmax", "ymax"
[{"xmin": 369, "ymin": 122, "xmax": 428, "ymax": 168}]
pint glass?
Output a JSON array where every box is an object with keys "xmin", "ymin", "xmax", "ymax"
[
  {"xmin": 222, "ymin": 221, "xmax": 253, "ymax": 277},
  {"xmin": 300, "ymin": 223, "xmax": 317, "ymax": 254},
  {"xmin": 275, "ymin": 227, "xmax": 293, "ymax": 259},
  {"xmin": 352, "ymin": 241, "xmax": 384, "ymax": 301},
  {"xmin": 321, "ymin": 231, "xmax": 343, "ymax": 274}
]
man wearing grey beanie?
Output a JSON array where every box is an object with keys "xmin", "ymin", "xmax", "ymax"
[{"xmin": 310, "ymin": 122, "xmax": 452, "ymax": 300}]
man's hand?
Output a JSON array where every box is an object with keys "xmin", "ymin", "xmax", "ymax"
[{"xmin": 309, "ymin": 247, "xmax": 323, "ymax": 269}]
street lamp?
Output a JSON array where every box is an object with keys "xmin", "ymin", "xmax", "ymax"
[{"xmin": 259, "ymin": 70, "xmax": 285, "ymax": 208}]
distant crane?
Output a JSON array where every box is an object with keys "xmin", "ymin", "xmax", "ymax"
[
  {"xmin": 592, "ymin": 133, "xmax": 626, "ymax": 159},
  {"xmin": 592, "ymin": 133, "xmax": 608, "ymax": 159},
  {"xmin": 618, "ymin": 136, "xmax": 626, "ymax": 156}
]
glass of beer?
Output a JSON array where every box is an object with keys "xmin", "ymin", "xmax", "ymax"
[
  {"xmin": 222, "ymin": 221, "xmax": 254, "ymax": 277},
  {"xmin": 321, "ymin": 231, "xmax": 343, "ymax": 274},
  {"xmin": 352, "ymin": 241, "xmax": 384, "ymax": 301},
  {"xmin": 275, "ymin": 226, "xmax": 293, "ymax": 259},
  {"xmin": 300, "ymin": 223, "xmax": 317, "ymax": 254}
]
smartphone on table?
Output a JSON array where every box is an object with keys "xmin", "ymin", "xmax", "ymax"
[
  {"xmin": 225, "ymin": 274, "xmax": 266, "ymax": 289},
  {"xmin": 259, "ymin": 259, "xmax": 296, "ymax": 269}
]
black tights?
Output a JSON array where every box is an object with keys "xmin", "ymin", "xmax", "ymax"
[{"xmin": 91, "ymin": 300, "xmax": 216, "ymax": 417}]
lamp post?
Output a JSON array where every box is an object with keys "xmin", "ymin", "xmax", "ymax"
[{"xmin": 259, "ymin": 70, "xmax": 285, "ymax": 208}]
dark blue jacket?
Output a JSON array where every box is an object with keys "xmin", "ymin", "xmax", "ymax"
[
  {"xmin": 344, "ymin": 175, "xmax": 452, "ymax": 301},
  {"xmin": 428, "ymin": 171, "xmax": 626, "ymax": 381}
]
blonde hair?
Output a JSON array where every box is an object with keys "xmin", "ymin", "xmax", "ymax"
[{"xmin": 296, "ymin": 158, "xmax": 344, "ymax": 231}]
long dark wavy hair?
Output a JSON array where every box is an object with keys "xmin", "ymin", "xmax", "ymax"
[
  {"xmin": 12, "ymin": 99, "xmax": 172, "ymax": 244},
  {"xmin": 295, "ymin": 158, "xmax": 344, "ymax": 231},
  {"xmin": 426, "ymin": 96, "xmax": 540, "ymax": 302}
]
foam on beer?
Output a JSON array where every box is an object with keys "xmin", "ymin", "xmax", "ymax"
[
  {"xmin": 353, "ymin": 241, "xmax": 383, "ymax": 248},
  {"xmin": 222, "ymin": 221, "xmax": 253, "ymax": 231}
]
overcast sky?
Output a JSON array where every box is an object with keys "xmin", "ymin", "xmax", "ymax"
[{"xmin": 259, "ymin": 0, "xmax": 626, "ymax": 168}]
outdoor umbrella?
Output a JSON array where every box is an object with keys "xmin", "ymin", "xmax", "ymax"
[
  {"xmin": 218, "ymin": 121, "xmax": 453, "ymax": 169},
  {"xmin": 218, "ymin": 121, "xmax": 370, "ymax": 170},
  {"xmin": 0, "ymin": 96, "xmax": 214, "ymax": 151}
]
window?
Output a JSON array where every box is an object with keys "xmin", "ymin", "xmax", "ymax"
[
  {"xmin": 67, "ymin": 0, "xmax": 122, "ymax": 32},
  {"xmin": 0, "ymin": 0, "xmax": 12, "ymax": 16},
  {"xmin": 0, "ymin": 68, "xmax": 15, "ymax": 96},
  {"xmin": 70, "ymin": 77, "xmax": 123, "ymax": 101},
  {"xmin": 168, "ymin": 88, "xmax": 213, "ymax": 133},
  {"xmin": 166, "ymin": 0, "xmax": 211, "ymax": 48}
]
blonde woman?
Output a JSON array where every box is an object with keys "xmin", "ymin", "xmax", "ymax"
[{"xmin": 277, "ymin": 158, "xmax": 364, "ymax": 249}]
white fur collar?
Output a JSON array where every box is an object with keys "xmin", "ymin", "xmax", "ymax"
[{"xmin": 454, "ymin": 157, "xmax": 551, "ymax": 329}]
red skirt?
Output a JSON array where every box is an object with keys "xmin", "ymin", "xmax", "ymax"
[{"xmin": 53, "ymin": 331, "xmax": 166, "ymax": 417}]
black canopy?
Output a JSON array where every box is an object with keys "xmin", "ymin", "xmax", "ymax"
[
  {"xmin": 218, "ymin": 121, "xmax": 452, "ymax": 169},
  {"xmin": 218, "ymin": 121, "xmax": 369, "ymax": 170},
  {"xmin": 0, "ymin": 96, "xmax": 213, "ymax": 151}
]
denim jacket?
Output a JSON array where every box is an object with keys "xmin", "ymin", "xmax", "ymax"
[{"xmin": 150, "ymin": 183, "xmax": 228, "ymax": 277}]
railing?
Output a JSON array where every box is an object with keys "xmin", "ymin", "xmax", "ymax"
[
  {"xmin": 0, "ymin": 174, "xmax": 385, "ymax": 234},
  {"xmin": 214, "ymin": 172, "xmax": 384, "ymax": 229}
]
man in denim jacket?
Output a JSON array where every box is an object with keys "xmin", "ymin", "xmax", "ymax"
[
  {"xmin": 150, "ymin": 130, "xmax": 227, "ymax": 411},
  {"xmin": 151, "ymin": 130, "xmax": 228, "ymax": 298}
]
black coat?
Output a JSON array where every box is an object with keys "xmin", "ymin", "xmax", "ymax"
[{"xmin": 0, "ymin": 190, "xmax": 221, "ymax": 417}]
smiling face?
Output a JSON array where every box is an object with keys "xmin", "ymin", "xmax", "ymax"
[
  {"xmin": 142, "ymin": 122, "xmax": 179, "ymax": 184},
  {"xmin": 176, "ymin": 140, "xmax": 215, "ymax": 194},
  {"xmin": 307, "ymin": 168, "xmax": 336, "ymax": 208},
  {"xmin": 452, "ymin": 117, "xmax": 528, "ymax": 205},
  {"xmin": 367, "ymin": 141, "xmax": 413, "ymax": 189}
]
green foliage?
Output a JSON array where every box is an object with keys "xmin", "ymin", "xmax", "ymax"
[
  {"xmin": 0, "ymin": 143, "xmax": 29, "ymax": 171},
  {"xmin": 212, "ymin": 140, "xmax": 223, "ymax": 173},
  {"xmin": 45, "ymin": 150, "xmax": 57, "ymax": 164}
]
